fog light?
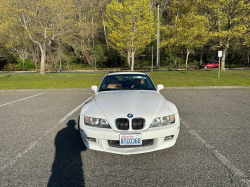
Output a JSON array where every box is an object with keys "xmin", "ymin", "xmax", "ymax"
[
  {"xmin": 86, "ymin": 137, "xmax": 96, "ymax": 142},
  {"xmin": 164, "ymin": 135, "xmax": 174, "ymax": 141}
]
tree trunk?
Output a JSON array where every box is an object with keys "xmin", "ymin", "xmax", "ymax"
[
  {"xmin": 100, "ymin": 0, "xmax": 109, "ymax": 50},
  {"xmin": 221, "ymin": 40, "xmax": 229, "ymax": 71},
  {"xmin": 14, "ymin": 48, "xmax": 26, "ymax": 70},
  {"xmin": 66, "ymin": 60, "xmax": 69, "ymax": 70},
  {"xmin": 131, "ymin": 50, "xmax": 135, "ymax": 71},
  {"xmin": 186, "ymin": 49, "xmax": 191, "ymax": 69},
  {"xmin": 200, "ymin": 45, "xmax": 203, "ymax": 66},
  {"xmin": 40, "ymin": 47, "xmax": 46, "ymax": 75},
  {"xmin": 26, "ymin": 32, "xmax": 46, "ymax": 74},
  {"xmin": 131, "ymin": 40, "xmax": 135, "ymax": 71},
  {"xmin": 22, "ymin": 58, "xmax": 25, "ymax": 70},
  {"xmin": 127, "ymin": 50, "xmax": 131, "ymax": 68},
  {"xmin": 82, "ymin": 49, "xmax": 92, "ymax": 66},
  {"xmin": 131, "ymin": 22, "xmax": 135, "ymax": 71},
  {"xmin": 221, "ymin": 47, "xmax": 227, "ymax": 71}
]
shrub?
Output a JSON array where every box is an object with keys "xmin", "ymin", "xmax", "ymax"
[{"xmin": 16, "ymin": 58, "xmax": 35, "ymax": 70}]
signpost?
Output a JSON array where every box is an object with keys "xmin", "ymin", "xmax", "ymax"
[{"xmin": 218, "ymin": 51, "xmax": 222, "ymax": 78}]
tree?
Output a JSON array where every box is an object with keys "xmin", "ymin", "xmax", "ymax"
[
  {"xmin": 62, "ymin": 0, "xmax": 100, "ymax": 66},
  {"xmin": 201, "ymin": 0, "xmax": 250, "ymax": 70},
  {"xmin": 6, "ymin": 0, "xmax": 75, "ymax": 74},
  {"xmin": 105, "ymin": 0, "xmax": 156, "ymax": 71},
  {"xmin": 162, "ymin": 0, "xmax": 209, "ymax": 68},
  {"xmin": 0, "ymin": 0, "xmax": 11, "ymax": 45},
  {"xmin": 4, "ymin": 25, "xmax": 31, "ymax": 70},
  {"xmin": 99, "ymin": 0, "xmax": 113, "ymax": 49}
]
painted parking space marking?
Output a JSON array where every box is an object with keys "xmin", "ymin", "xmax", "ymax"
[
  {"xmin": 180, "ymin": 118, "xmax": 250, "ymax": 186},
  {"xmin": 0, "ymin": 93, "xmax": 45, "ymax": 107},
  {"xmin": 0, "ymin": 96, "xmax": 92, "ymax": 171}
]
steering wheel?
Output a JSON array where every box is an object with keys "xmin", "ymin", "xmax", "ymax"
[{"xmin": 133, "ymin": 84, "xmax": 147, "ymax": 90}]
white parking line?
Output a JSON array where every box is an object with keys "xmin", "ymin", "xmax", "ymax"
[
  {"xmin": 0, "ymin": 96, "xmax": 93, "ymax": 171},
  {"xmin": 0, "ymin": 93, "xmax": 45, "ymax": 107},
  {"xmin": 180, "ymin": 118, "xmax": 250, "ymax": 186}
]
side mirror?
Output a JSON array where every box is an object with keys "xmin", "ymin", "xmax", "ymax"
[
  {"xmin": 157, "ymin": 84, "xmax": 164, "ymax": 93},
  {"xmin": 91, "ymin": 85, "xmax": 98, "ymax": 93}
]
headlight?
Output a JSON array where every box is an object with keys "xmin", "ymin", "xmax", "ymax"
[
  {"xmin": 150, "ymin": 114, "xmax": 175, "ymax": 128},
  {"xmin": 84, "ymin": 116, "xmax": 111, "ymax": 128}
]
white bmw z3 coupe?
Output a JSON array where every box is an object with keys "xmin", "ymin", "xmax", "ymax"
[{"xmin": 79, "ymin": 72, "xmax": 180, "ymax": 155}]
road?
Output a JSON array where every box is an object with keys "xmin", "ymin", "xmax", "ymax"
[{"xmin": 0, "ymin": 89, "xmax": 249, "ymax": 186}]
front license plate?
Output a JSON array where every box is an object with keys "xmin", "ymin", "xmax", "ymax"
[{"xmin": 120, "ymin": 134, "xmax": 142, "ymax": 146}]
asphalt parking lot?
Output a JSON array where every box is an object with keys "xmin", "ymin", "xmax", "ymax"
[{"xmin": 0, "ymin": 89, "xmax": 249, "ymax": 186}]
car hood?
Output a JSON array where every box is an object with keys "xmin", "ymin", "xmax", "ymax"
[{"xmin": 92, "ymin": 91, "xmax": 177, "ymax": 130}]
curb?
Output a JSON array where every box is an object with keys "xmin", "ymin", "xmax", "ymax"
[{"xmin": 0, "ymin": 86, "xmax": 250, "ymax": 92}]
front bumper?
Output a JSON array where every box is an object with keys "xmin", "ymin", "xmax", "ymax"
[{"xmin": 79, "ymin": 121, "xmax": 180, "ymax": 155}]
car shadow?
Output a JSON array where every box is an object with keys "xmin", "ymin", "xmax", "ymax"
[{"xmin": 48, "ymin": 120, "xmax": 86, "ymax": 187}]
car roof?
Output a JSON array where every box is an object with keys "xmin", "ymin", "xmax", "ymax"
[{"xmin": 106, "ymin": 72, "xmax": 147, "ymax": 76}]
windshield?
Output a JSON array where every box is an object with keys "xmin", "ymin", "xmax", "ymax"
[{"xmin": 99, "ymin": 74, "xmax": 156, "ymax": 91}]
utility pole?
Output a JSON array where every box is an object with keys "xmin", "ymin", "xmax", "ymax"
[
  {"xmin": 156, "ymin": 3, "xmax": 160, "ymax": 69},
  {"xmin": 95, "ymin": 57, "xmax": 96, "ymax": 72},
  {"xmin": 151, "ymin": 46, "xmax": 153, "ymax": 72}
]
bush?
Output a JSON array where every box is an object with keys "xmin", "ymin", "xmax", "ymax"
[
  {"xmin": 226, "ymin": 64, "xmax": 250, "ymax": 68},
  {"xmin": 69, "ymin": 58, "xmax": 92, "ymax": 69},
  {"xmin": 93, "ymin": 42, "xmax": 105, "ymax": 67},
  {"xmin": 16, "ymin": 58, "xmax": 35, "ymax": 70},
  {"xmin": 163, "ymin": 49, "xmax": 176, "ymax": 66},
  {"xmin": 3, "ymin": 63, "xmax": 16, "ymax": 71}
]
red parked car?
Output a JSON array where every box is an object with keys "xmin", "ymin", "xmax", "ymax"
[{"xmin": 201, "ymin": 62, "xmax": 219, "ymax": 69}]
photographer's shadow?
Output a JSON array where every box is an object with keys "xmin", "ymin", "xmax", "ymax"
[{"xmin": 48, "ymin": 120, "xmax": 86, "ymax": 187}]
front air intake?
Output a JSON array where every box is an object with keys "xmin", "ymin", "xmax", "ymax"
[
  {"xmin": 116, "ymin": 118, "xmax": 129, "ymax": 130},
  {"xmin": 132, "ymin": 118, "xmax": 144, "ymax": 130}
]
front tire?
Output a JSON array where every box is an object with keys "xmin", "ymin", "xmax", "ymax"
[{"xmin": 204, "ymin": 66, "xmax": 208, "ymax": 69}]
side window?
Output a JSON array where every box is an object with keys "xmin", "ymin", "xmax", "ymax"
[{"xmin": 100, "ymin": 77, "xmax": 109, "ymax": 89}]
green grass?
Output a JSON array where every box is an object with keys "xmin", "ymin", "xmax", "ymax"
[
  {"xmin": 0, "ymin": 73, "xmax": 106, "ymax": 89},
  {"xmin": 148, "ymin": 70, "xmax": 250, "ymax": 87},
  {"xmin": 0, "ymin": 70, "xmax": 249, "ymax": 89}
]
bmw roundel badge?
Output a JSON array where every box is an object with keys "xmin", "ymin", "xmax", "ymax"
[{"xmin": 127, "ymin": 113, "xmax": 133, "ymax": 118}]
